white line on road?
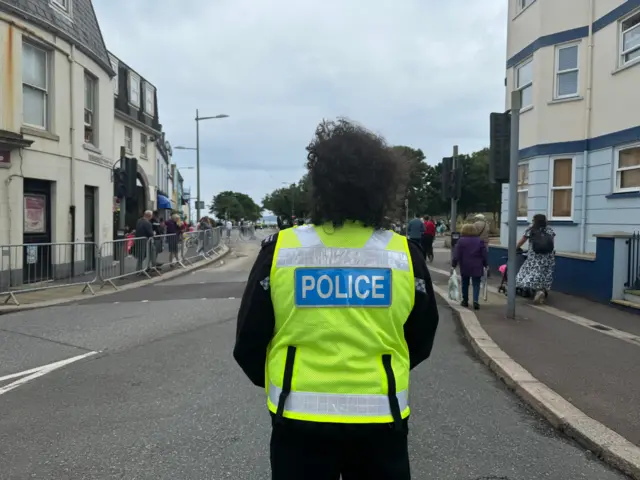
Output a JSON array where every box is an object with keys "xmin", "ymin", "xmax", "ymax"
[
  {"xmin": 0, "ymin": 351, "xmax": 98, "ymax": 396},
  {"xmin": 141, "ymin": 300, "xmax": 149, "ymax": 303},
  {"xmin": 429, "ymin": 266, "xmax": 640, "ymax": 348}
]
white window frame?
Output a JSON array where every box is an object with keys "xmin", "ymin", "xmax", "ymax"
[
  {"xmin": 124, "ymin": 126, "xmax": 133, "ymax": 153},
  {"xmin": 109, "ymin": 56, "xmax": 118, "ymax": 96},
  {"xmin": 50, "ymin": 0, "xmax": 71, "ymax": 15},
  {"xmin": 83, "ymin": 72, "xmax": 98, "ymax": 146},
  {"xmin": 517, "ymin": 0, "xmax": 535, "ymax": 12},
  {"xmin": 22, "ymin": 41, "xmax": 50, "ymax": 130},
  {"xmin": 548, "ymin": 157, "xmax": 575, "ymax": 221},
  {"xmin": 554, "ymin": 42, "xmax": 579, "ymax": 99},
  {"xmin": 144, "ymin": 83, "xmax": 155, "ymax": 116},
  {"xmin": 619, "ymin": 10, "xmax": 640, "ymax": 67},
  {"xmin": 140, "ymin": 133, "xmax": 148, "ymax": 158},
  {"xmin": 614, "ymin": 143, "xmax": 640, "ymax": 193},
  {"xmin": 128, "ymin": 72, "xmax": 140, "ymax": 107},
  {"xmin": 515, "ymin": 58, "xmax": 533, "ymax": 110},
  {"xmin": 517, "ymin": 163, "xmax": 529, "ymax": 221}
]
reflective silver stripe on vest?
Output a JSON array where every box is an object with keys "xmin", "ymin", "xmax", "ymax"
[
  {"xmin": 277, "ymin": 227, "xmax": 410, "ymax": 271},
  {"xmin": 269, "ymin": 382, "xmax": 408, "ymax": 417}
]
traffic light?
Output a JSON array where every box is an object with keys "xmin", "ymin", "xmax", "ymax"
[
  {"xmin": 441, "ymin": 157, "xmax": 463, "ymax": 201},
  {"xmin": 441, "ymin": 157, "xmax": 452, "ymax": 200},
  {"xmin": 489, "ymin": 112, "xmax": 511, "ymax": 183},
  {"xmin": 124, "ymin": 156, "xmax": 138, "ymax": 199},
  {"xmin": 114, "ymin": 168, "xmax": 127, "ymax": 198}
]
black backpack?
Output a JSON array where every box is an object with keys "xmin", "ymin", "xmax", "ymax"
[{"xmin": 530, "ymin": 228, "xmax": 554, "ymax": 254}]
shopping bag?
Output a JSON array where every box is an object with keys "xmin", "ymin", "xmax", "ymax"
[{"xmin": 448, "ymin": 269, "xmax": 460, "ymax": 302}]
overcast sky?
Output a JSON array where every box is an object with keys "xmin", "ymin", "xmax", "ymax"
[{"xmin": 94, "ymin": 0, "xmax": 507, "ymax": 215}]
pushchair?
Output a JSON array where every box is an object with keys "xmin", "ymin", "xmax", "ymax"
[{"xmin": 497, "ymin": 249, "xmax": 533, "ymax": 297}]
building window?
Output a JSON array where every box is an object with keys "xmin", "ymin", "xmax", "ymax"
[
  {"xmin": 84, "ymin": 73, "xmax": 97, "ymax": 145},
  {"xmin": 129, "ymin": 72, "xmax": 140, "ymax": 107},
  {"xmin": 140, "ymin": 133, "xmax": 148, "ymax": 157},
  {"xmin": 50, "ymin": 0, "xmax": 71, "ymax": 14},
  {"xmin": 124, "ymin": 126, "xmax": 133, "ymax": 153},
  {"xmin": 22, "ymin": 42, "xmax": 49, "ymax": 129},
  {"xmin": 110, "ymin": 56, "xmax": 118, "ymax": 95},
  {"xmin": 144, "ymin": 83, "xmax": 155, "ymax": 116},
  {"xmin": 555, "ymin": 43, "xmax": 579, "ymax": 98},
  {"xmin": 515, "ymin": 58, "xmax": 533, "ymax": 109},
  {"xmin": 615, "ymin": 145, "xmax": 640, "ymax": 192},
  {"xmin": 517, "ymin": 163, "xmax": 528, "ymax": 219},
  {"xmin": 549, "ymin": 158, "xmax": 573, "ymax": 219},
  {"xmin": 620, "ymin": 11, "xmax": 640, "ymax": 66},
  {"xmin": 518, "ymin": 0, "xmax": 535, "ymax": 12}
]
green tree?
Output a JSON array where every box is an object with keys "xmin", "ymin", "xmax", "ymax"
[
  {"xmin": 209, "ymin": 191, "xmax": 262, "ymax": 221},
  {"xmin": 262, "ymin": 179, "xmax": 310, "ymax": 219},
  {"xmin": 456, "ymin": 148, "xmax": 501, "ymax": 220}
]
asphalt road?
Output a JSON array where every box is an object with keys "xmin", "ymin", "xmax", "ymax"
[{"xmin": 0, "ymin": 239, "xmax": 627, "ymax": 479}]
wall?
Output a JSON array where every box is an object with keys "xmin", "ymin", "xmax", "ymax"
[
  {"xmin": 487, "ymin": 235, "xmax": 615, "ymax": 303},
  {"xmin": 0, "ymin": 12, "xmax": 114, "ymax": 248}
]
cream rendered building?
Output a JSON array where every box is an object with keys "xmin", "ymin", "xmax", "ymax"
[
  {"xmin": 502, "ymin": 0, "xmax": 640, "ymax": 253},
  {"xmin": 0, "ymin": 0, "xmax": 115, "ymax": 280}
]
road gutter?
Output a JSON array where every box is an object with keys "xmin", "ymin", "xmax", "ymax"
[{"xmin": 433, "ymin": 284, "xmax": 640, "ymax": 479}]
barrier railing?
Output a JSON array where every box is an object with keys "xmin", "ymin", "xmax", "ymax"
[
  {"xmin": 98, "ymin": 236, "xmax": 157, "ymax": 289},
  {"xmin": 0, "ymin": 241, "xmax": 98, "ymax": 305},
  {"xmin": 625, "ymin": 231, "xmax": 640, "ymax": 290},
  {"xmin": 0, "ymin": 229, "xmax": 227, "ymax": 305}
]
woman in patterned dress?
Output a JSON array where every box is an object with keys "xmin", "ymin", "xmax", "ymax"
[{"xmin": 515, "ymin": 214, "xmax": 555, "ymax": 304}]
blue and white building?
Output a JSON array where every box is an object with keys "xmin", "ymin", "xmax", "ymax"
[{"xmin": 501, "ymin": 0, "xmax": 640, "ymax": 253}]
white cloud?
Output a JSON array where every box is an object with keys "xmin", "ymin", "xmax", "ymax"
[{"xmin": 94, "ymin": 0, "xmax": 507, "ymax": 209}]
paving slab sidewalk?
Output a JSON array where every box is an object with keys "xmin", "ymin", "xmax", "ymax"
[
  {"xmin": 0, "ymin": 247, "xmax": 230, "ymax": 313},
  {"xmin": 429, "ymin": 267, "xmax": 640, "ymax": 449}
]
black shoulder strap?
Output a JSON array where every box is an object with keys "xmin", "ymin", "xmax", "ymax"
[{"xmin": 261, "ymin": 232, "xmax": 278, "ymax": 249}]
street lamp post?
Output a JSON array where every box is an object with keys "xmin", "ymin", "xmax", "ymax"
[{"xmin": 175, "ymin": 110, "xmax": 229, "ymax": 221}]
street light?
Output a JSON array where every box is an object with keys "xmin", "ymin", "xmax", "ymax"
[{"xmin": 175, "ymin": 110, "xmax": 229, "ymax": 220}]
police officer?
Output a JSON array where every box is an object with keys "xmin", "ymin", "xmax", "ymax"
[{"xmin": 234, "ymin": 119, "xmax": 439, "ymax": 479}]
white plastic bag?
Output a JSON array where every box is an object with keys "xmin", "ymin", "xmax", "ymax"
[{"xmin": 448, "ymin": 269, "xmax": 460, "ymax": 302}]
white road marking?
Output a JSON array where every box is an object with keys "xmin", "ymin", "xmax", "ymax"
[
  {"xmin": 228, "ymin": 297, "xmax": 235, "ymax": 299},
  {"xmin": 113, "ymin": 301, "xmax": 120, "ymax": 304},
  {"xmin": 141, "ymin": 300, "xmax": 149, "ymax": 303},
  {"xmin": 429, "ymin": 266, "xmax": 640, "ymax": 348},
  {"xmin": 0, "ymin": 351, "xmax": 98, "ymax": 396}
]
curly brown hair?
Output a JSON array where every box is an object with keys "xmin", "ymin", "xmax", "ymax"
[{"xmin": 305, "ymin": 118, "xmax": 406, "ymax": 229}]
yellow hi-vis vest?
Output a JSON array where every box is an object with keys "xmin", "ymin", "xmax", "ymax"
[{"xmin": 267, "ymin": 223, "xmax": 415, "ymax": 425}]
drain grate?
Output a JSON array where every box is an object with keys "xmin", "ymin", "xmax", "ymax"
[{"xmin": 590, "ymin": 324, "xmax": 612, "ymax": 331}]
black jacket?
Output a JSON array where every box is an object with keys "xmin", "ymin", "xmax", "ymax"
[{"xmin": 233, "ymin": 231, "xmax": 440, "ymax": 388}]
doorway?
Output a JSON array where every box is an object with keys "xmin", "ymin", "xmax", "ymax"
[
  {"xmin": 23, "ymin": 179, "xmax": 52, "ymax": 283},
  {"xmin": 84, "ymin": 186, "xmax": 97, "ymax": 272}
]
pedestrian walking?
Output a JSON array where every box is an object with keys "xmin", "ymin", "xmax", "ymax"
[
  {"xmin": 451, "ymin": 223, "xmax": 487, "ymax": 310},
  {"xmin": 407, "ymin": 213, "xmax": 425, "ymax": 256},
  {"xmin": 234, "ymin": 118, "xmax": 439, "ymax": 479},
  {"xmin": 421, "ymin": 215, "xmax": 436, "ymax": 262}
]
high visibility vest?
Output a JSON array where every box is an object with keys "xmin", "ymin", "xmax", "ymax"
[{"xmin": 267, "ymin": 223, "xmax": 415, "ymax": 425}]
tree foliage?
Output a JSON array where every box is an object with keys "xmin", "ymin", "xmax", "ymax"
[
  {"xmin": 208, "ymin": 191, "xmax": 262, "ymax": 221},
  {"xmin": 261, "ymin": 145, "xmax": 501, "ymax": 223},
  {"xmin": 262, "ymin": 175, "xmax": 311, "ymax": 219}
]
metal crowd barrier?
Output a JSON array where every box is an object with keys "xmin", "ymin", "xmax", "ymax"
[
  {"xmin": 0, "ymin": 241, "xmax": 98, "ymax": 305},
  {"xmin": 0, "ymin": 230, "xmax": 226, "ymax": 304}
]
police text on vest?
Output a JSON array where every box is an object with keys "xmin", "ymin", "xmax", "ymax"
[{"xmin": 294, "ymin": 268, "xmax": 391, "ymax": 307}]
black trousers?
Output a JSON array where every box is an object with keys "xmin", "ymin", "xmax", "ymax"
[
  {"xmin": 421, "ymin": 234, "xmax": 434, "ymax": 258},
  {"xmin": 270, "ymin": 417, "xmax": 410, "ymax": 480}
]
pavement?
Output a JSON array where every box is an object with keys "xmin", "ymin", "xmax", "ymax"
[
  {"xmin": 0, "ymin": 235, "xmax": 631, "ymax": 479},
  {"xmin": 428, "ymin": 241, "xmax": 640, "ymax": 478}
]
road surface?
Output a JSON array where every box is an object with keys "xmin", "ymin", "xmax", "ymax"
[{"xmin": 0, "ymin": 238, "xmax": 626, "ymax": 479}]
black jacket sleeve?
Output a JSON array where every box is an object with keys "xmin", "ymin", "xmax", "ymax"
[
  {"xmin": 404, "ymin": 241, "xmax": 439, "ymax": 370},
  {"xmin": 233, "ymin": 234, "xmax": 278, "ymax": 387}
]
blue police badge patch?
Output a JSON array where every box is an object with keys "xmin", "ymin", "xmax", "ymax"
[{"xmin": 294, "ymin": 267, "xmax": 391, "ymax": 307}]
